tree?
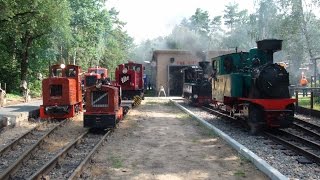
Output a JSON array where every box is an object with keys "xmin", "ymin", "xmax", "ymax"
[
  {"xmin": 0, "ymin": 0, "xmax": 72, "ymax": 87},
  {"xmin": 223, "ymin": 2, "xmax": 247, "ymax": 31}
]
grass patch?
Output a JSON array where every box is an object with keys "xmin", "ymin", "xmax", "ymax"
[
  {"xmin": 176, "ymin": 113, "xmax": 190, "ymax": 119},
  {"xmin": 109, "ymin": 156, "xmax": 123, "ymax": 168},
  {"xmin": 6, "ymin": 93, "xmax": 22, "ymax": 99},
  {"xmin": 234, "ymin": 170, "xmax": 246, "ymax": 177},
  {"xmin": 297, "ymin": 96, "xmax": 320, "ymax": 110},
  {"xmin": 200, "ymin": 127, "xmax": 218, "ymax": 137}
]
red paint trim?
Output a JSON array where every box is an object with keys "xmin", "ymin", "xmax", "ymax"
[{"xmin": 239, "ymin": 98, "xmax": 296, "ymax": 110}]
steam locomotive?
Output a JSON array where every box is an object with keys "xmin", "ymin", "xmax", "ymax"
[
  {"xmin": 40, "ymin": 64, "xmax": 83, "ymax": 119},
  {"xmin": 211, "ymin": 39, "xmax": 296, "ymax": 134},
  {"xmin": 182, "ymin": 61, "xmax": 212, "ymax": 106}
]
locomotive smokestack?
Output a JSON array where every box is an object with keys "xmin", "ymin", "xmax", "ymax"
[
  {"xmin": 256, "ymin": 39, "xmax": 282, "ymax": 63},
  {"xmin": 199, "ymin": 61, "xmax": 211, "ymax": 75}
]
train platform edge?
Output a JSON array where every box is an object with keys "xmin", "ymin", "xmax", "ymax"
[{"xmin": 0, "ymin": 100, "xmax": 41, "ymax": 127}]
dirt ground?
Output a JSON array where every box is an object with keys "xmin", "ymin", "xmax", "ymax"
[{"xmin": 84, "ymin": 98, "xmax": 269, "ymax": 180}]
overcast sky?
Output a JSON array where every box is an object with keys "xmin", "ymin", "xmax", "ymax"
[{"xmin": 105, "ymin": 0, "xmax": 255, "ymax": 44}]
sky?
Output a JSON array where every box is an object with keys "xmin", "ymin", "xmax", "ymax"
[{"xmin": 105, "ymin": 0, "xmax": 255, "ymax": 44}]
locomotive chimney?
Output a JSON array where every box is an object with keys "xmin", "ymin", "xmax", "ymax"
[
  {"xmin": 256, "ymin": 39, "xmax": 282, "ymax": 63},
  {"xmin": 199, "ymin": 61, "xmax": 210, "ymax": 75}
]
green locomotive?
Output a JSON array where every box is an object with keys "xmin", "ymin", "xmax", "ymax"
[{"xmin": 212, "ymin": 39, "xmax": 296, "ymax": 134}]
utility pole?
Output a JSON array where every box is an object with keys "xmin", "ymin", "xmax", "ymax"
[{"xmin": 311, "ymin": 56, "xmax": 320, "ymax": 87}]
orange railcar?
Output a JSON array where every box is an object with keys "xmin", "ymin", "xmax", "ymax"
[
  {"xmin": 84, "ymin": 84, "xmax": 123, "ymax": 129},
  {"xmin": 40, "ymin": 64, "xmax": 83, "ymax": 119}
]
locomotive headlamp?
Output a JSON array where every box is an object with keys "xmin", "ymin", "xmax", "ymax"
[
  {"xmin": 60, "ymin": 64, "xmax": 66, "ymax": 69},
  {"xmin": 193, "ymin": 94, "xmax": 198, "ymax": 99},
  {"xmin": 96, "ymin": 83, "xmax": 102, "ymax": 89},
  {"xmin": 122, "ymin": 68, "xmax": 128, "ymax": 74}
]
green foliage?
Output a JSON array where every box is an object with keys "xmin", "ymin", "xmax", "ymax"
[
  {"xmin": 0, "ymin": 0, "xmax": 134, "ymax": 93},
  {"xmin": 234, "ymin": 170, "xmax": 246, "ymax": 177}
]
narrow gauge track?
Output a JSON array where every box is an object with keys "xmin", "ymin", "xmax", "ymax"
[
  {"xmin": 264, "ymin": 118, "xmax": 320, "ymax": 165},
  {"xmin": 0, "ymin": 121, "xmax": 66, "ymax": 179},
  {"xmin": 30, "ymin": 130, "xmax": 111, "ymax": 180},
  {"xmin": 292, "ymin": 117, "xmax": 320, "ymax": 139},
  {"xmin": 201, "ymin": 105, "xmax": 320, "ymax": 165},
  {"xmin": 0, "ymin": 119, "xmax": 86, "ymax": 180}
]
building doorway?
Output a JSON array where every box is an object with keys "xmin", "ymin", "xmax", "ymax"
[{"xmin": 168, "ymin": 65, "xmax": 189, "ymax": 96}]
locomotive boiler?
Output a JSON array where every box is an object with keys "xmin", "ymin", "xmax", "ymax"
[{"xmin": 212, "ymin": 39, "xmax": 296, "ymax": 134}]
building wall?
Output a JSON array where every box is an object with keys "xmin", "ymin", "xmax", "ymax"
[
  {"xmin": 152, "ymin": 50, "xmax": 202, "ymax": 95},
  {"xmin": 151, "ymin": 50, "xmax": 236, "ymax": 96}
]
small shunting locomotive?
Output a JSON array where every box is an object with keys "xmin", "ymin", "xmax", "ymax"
[
  {"xmin": 83, "ymin": 83, "xmax": 123, "ymax": 129},
  {"xmin": 40, "ymin": 64, "xmax": 83, "ymax": 119},
  {"xmin": 115, "ymin": 61, "xmax": 144, "ymax": 100}
]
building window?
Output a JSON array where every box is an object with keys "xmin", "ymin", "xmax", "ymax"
[{"xmin": 170, "ymin": 57, "xmax": 175, "ymax": 63}]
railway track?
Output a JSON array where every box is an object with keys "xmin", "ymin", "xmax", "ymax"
[
  {"xmin": 0, "ymin": 119, "xmax": 90, "ymax": 180},
  {"xmin": 30, "ymin": 130, "xmax": 111, "ymax": 179},
  {"xmin": 202, "ymin": 104, "xmax": 320, "ymax": 165},
  {"xmin": 264, "ymin": 118, "xmax": 320, "ymax": 165},
  {"xmin": 0, "ymin": 121, "xmax": 66, "ymax": 179}
]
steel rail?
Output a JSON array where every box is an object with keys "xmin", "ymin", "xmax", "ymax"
[
  {"xmin": 294, "ymin": 117, "xmax": 320, "ymax": 132},
  {"xmin": 30, "ymin": 130, "xmax": 111, "ymax": 180},
  {"xmin": 292, "ymin": 123, "xmax": 320, "ymax": 139},
  {"xmin": 264, "ymin": 131, "xmax": 320, "ymax": 165},
  {"xmin": 0, "ymin": 124, "xmax": 41, "ymax": 156},
  {"xmin": 68, "ymin": 130, "xmax": 111, "ymax": 180},
  {"xmin": 29, "ymin": 130, "xmax": 90, "ymax": 180},
  {"xmin": 0, "ymin": 120, "xmax": 66, "ymax": 180}
]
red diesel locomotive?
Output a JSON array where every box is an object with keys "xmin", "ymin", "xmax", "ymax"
[
  {"xmin": 40, "ymin": 64, "xmax": 83, "ymax": 119},
  {"xmin": 115, "ymin": 61, "xmax": 144, "ymax": 100},
  {"xmin": 83, "ymin": 83, "xmax": 123, "ymax": 129},
  {"xmin": 83, "ymin": 67, "xmax": 108, "ymax": 88}
]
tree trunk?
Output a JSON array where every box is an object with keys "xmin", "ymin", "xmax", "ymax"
[{"xmin": 20, "ymin": 31, "xmax": 33, "ymax": 81}]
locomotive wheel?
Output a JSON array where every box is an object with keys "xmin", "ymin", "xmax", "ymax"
[{"xmin": 248, "ymin": 104, "xmax": 264, "ymax": 135}]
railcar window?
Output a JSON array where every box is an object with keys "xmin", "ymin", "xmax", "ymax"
[
  {"xmin": 85, "ymin": 76, "xmax": 97, "ymax": 87},
  {"xmin": 91, "ymin": 91, "xmax": 108, "ymax": 107},
  {"xmin": 97, "ymin": 69, "xmax": 105, "ymax": 75},
  {"xmin": 52, "ymin": 69, "xmax": 63, "ymax": 77},
  {"xmin": 67, "ymin": 68, "xmax": 76, "ymax": 77},
  {"xmin": 50, "ymin": 85, "xmax": 62, "ymax": 96}
]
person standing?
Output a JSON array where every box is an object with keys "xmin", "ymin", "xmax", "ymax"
[
  {"xmin": 158, "ymin": 85, "xmax": 166, "ymax": 97},
  {"xmin": 300, "ymin": 76, "xmax": 308, "ymax": 97}
]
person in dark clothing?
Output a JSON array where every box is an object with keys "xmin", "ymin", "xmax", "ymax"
[{"xmin": 100, "ymin": 73, "xmax": 110, "ymax": 85}]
